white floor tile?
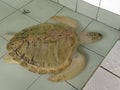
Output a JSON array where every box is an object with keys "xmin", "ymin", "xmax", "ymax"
[
  {"xmin": 55, "ymin": 8, "xmax": 92, "ymax": 31},
  {"xmin": 2, "ymin": 0, "xmax": 32, "ymax": 9},
  {"xmin": 98, "ymin": 8, "xmax": 120, "ymax": 30},
  {"xmin": 100, "ymin": 0, "xmax": 120, "ymax": 15},
  {"xmin": 77, "ymin": 0, "xmax": 98, "ymax": 19},
  {"xmin": 0, "ymin": 1, "xmax": 15, "ymax": 20},
  {"xmin": 59, "ymin": 0, "xmax": 77, "ymax": 11},
  {"xmin": 83, "ymin": 20, "xmax": 120, "ymax": 56},
  {"xmin": 101, "ymin": 40, "xmax": 120, "ymax": 77},
  {"xmin": 28, "ymin": 75, "xmax": 77, "ymax": 90},
  {"xmin": 21, "ymin": 0, "xmax": 63, "ymax": 23},
  {"xmin": 83, "ymin": 67, "xmax": 120, "ymax": 90},
  {"xmin": 67, "ymin": 47, "xmax": 103, "ymax": 89},
  {"xmin": 0, "ymin": 11, "xmax": 39, "ymax": 40},
  {"xmin": 0, "ymin": 58, "xmax": 40, "ymax": 90}
]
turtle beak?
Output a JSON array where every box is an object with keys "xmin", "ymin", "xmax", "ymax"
[
  {"xmin": 98, "ymin": 33, "xmax": 103, "ymax": 40},
  {"xmin": 98, "ymin": 33, "xmax": 103, "ymax": 37}
]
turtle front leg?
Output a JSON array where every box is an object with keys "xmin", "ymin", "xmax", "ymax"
[
  {"xmin": 48, "ymin": 52, "xmax": 86, "ymax": 82},
  {"xmin": 50, "ymin": 16, "xmax": 78, "ymax": 29}
]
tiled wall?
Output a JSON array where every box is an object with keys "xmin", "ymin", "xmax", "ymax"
[{"xmin": 51, "ymin": 0, "xmax": 120, "ymax": 30}]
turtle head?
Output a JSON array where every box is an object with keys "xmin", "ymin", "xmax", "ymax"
[{"xmin": 79, "ymin": 32, "xmax": 103, "ymax": 44}]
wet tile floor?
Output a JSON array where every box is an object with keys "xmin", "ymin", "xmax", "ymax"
[{"xmin": 0, "ymin": 0, "xmax": 120, "ymax": 90}]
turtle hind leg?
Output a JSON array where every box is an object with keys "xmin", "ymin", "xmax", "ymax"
[
  {"xmin": 48, "ymin": 52, "xmax": 86, "ymax": 82},
  {"xmin": 50, "ymin": 16, "xmax": 78, "ymax": 29}
]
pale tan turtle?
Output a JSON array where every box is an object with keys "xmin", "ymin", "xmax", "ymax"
[{"xmin": 4, "ymin": 16, "xmax": 102, "ymax": 82}]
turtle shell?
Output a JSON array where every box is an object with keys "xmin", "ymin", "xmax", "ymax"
[{"xmin": 7, "ymin": 23, "xmax": 79, "ymax": 74}]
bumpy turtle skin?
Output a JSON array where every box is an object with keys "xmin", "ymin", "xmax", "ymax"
[{"xmin": 7, "ymin": 23, "xmax": 79, "ymax": 74}]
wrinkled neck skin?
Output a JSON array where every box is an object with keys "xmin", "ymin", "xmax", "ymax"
[{"xmin": 78, "ymin": 32, "xmax": 92, "ymax": 44}]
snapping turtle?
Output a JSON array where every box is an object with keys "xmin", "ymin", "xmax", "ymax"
[{"xmin": 4, "ymin": 16, "xmax": 102, "ymax": 82}]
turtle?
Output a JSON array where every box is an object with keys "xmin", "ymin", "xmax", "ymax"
[{"xmin": 4, "ymin": 16, "xmax": 103, "ymax": 82}]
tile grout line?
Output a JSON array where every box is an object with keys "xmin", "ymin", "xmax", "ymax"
[
  {"xmin": 82, "ymin": 19, "xmax": 93, "ymax": 32},
  {"xmin": 18, "ymin": 6, "xmax": 64, "ymax": 28},
  {"xmin": 80, "ymin": 64, "xmax": 102, "ymax": 90},
  {"xmin": 53, "ymin": 6, "xmax": 64, "ymax": 15},
  {"xmin": 80, "ymin": 45, "xmax": 104, "ymax": 57},
  {"xmin": 45, "ymin": 6, "xmax": 64, "ymax": 22},
  {"xmin": 50, "ymin": 0, "xmax": 59, "ymax": 4},
  {"xmin": 65, "ymin": 81, "xmax": 79, "ymax": 90},
  {"xmin": 26, "ymin": 75, "xmax": 41, "ymax": 90},
  {"xmin": 0, "ymin": 10, "xmax": 17, "ymax": 23},
  {"xmin": 19, "ymin": 12, "xmax": 41, "ymax": 23},
  {"xmin": 0, "ymin": 52, "xmax": 8, "ymax": 60},
  {"xmin": 75, "ymin": 0, "xmax": 78, "ymax": 12},
  {"xmin": 0, "ymin": 0, "xmax": 16, "ymax": 9},
  {"xmin": 76, "ymin": 9, "xmax": 98, "ymax": 21},
  {"xmin": 94, "ymin": 19, "xmax": 120, "ymax": 32},
  {"xmin": 1, "ymin": 0, "xmax": 34, "ymax": 10},
  {"xmin": 76, "ymin": 0, "xmax": 101, "ymax": 20},
  {"xmin": 54, "ymin": 0, "xmax": 94, "ymax": 21},
  {"xmin": 98, "ymin": 38, "xmax": 120, "ymax": 79},
  {"xmin": 17, "ymin": 0, "xmax": 34, "ymax": 10},
  {"xmin": 98, "ymin": 38, "xmax": 120, "ymax": 68},
  {"xmin": 100, "ymin": 66, "xmax": 120, "ymax": 79},
  {"xmin": 50, "ymin": 0, "xmax": 94, "ymax": 20},
  {"xmin": 96, "ymin": 0, "xmax": 102, "ymax": 20},
  {"xmin": 0, "ymin": 35, "xmax": 9, "ymax": 42}
]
